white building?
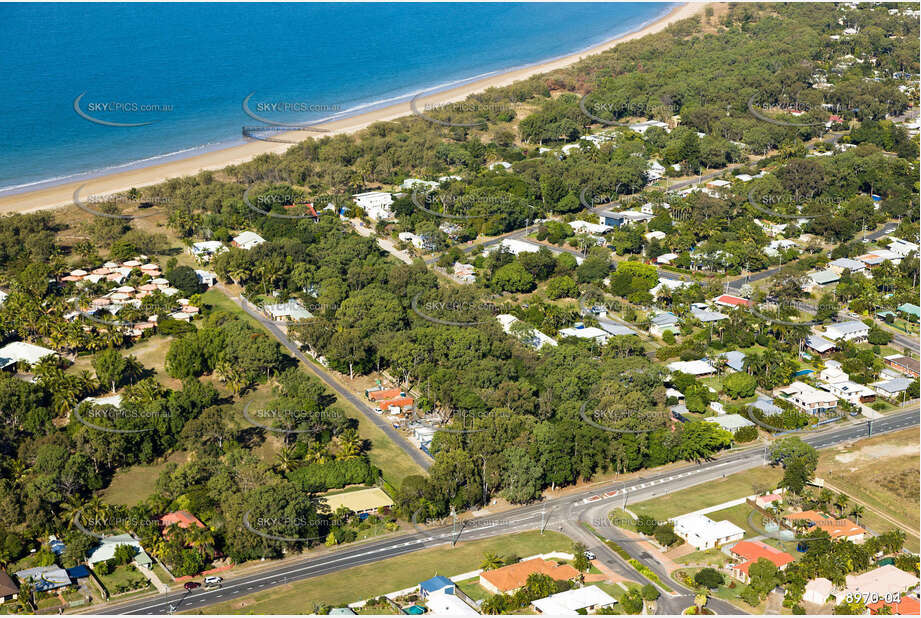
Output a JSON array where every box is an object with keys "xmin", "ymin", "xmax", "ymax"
[
  {"xmin": 629, "ymin": 120, "xmax": 670, "ymax": 134},
  {"xmin": 0, "ymin": 341, "xmax": 58, "ymax": 370},
  {"xmin": 398, "ymin": 232, "xmax": 425, "ymax": 249},
  {"xmin": 645, "ymin": 230, "xmax": 666, "ymax": 241},
  {"xmin": 425, "ymin": 590, "xmax": 479, "ymax": 616},
  {"xmin": 263, "ymin": 300, "xmax": 313, "ymax": 322},
  {"xmin": 189, "ymin": 240, "xmax": 226, "ymax": 262},
  {"xmin": 672, "ymin": 514, "xmax": 745, "ymax": 550},
  {"xmin": 488, "ymin": 161, "xmax": 512, "ymax": 170},
  {"xmin": 531, "ymin": 585, "xmax": 616, "ymax": 615},
  {"xmin": 656, "ymin": 252, "xmax": 679, "ymax": 265},
  {"xmin": 667, "ymin": 359, "xmax": 717, "ymax": 376},
  {"xmin": 820, "ymin": 379, "xmax": 875, "ymax": 404},
  {"xmin": 888, "ymin": 238, "xmax": 919, "ymax": 257},
  {"xmin": 489, "ymin": 238, "xmax": 541, "ymax": 256},
  {"xmin": 803, "ymin": 578, "xmax": 835, "ymax": 605},
  {"xmin": 828, "ymin": 257, "xmax": 866, "ymax": 275},
  {"xmin": 559, "ymin": 325, "xmax": 610, "ymax": 345},
  {"xmin": 824, "ymin": 320, "xmax": 869, "ymax": 342},
  {"xmin": 497, "ymin": 314, "xmax": 557, "ymax": 350},
  {"xmin": 352, "ymin": 191, "xmax": 394, "ymax": 221},
  {"xmin": 195, "ymin": 270, "xmax": 219, "ymax": 287},
  {"xmin": 835, "ymin": 565, "xmax": 919, "ymax": 605},
  {"xmin": 232, "ymin": 231, "xmax": 266, "ymax": 250},
  {"xmin": 778, "ymin": 381, "xmax": 838, "ymax": 415},
  {"xmin": 568, "ymin": 220, "xmax": 612, "ymax": 235},
  {"xmin": 401, "ymin": 178, "xmax": 439, "ymax": 191}
]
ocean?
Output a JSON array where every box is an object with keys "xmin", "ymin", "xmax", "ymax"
[{"xmin": 0, "ymin": 2, "xmax": 674, "ymax": 195}]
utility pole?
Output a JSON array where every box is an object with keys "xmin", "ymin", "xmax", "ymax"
[
  {"xmin": 451, "ymin": 506, "xmax": 458, "ymax": 547},
  {"xmin": 540, "ymin": 507, "xmax": 546, "ymax": 535}
]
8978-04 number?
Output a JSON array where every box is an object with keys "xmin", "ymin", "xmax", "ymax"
[{"xmin": 845, "ymin": 592, "xmax": 901, "ymax": 604}]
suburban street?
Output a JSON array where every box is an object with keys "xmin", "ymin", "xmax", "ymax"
[{"xmin": 90, "ymin": 407, "xmax": 919, "ymax": 616}]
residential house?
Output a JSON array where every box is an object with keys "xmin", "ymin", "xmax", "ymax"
[
  {"xmin": 884, "ymin": 355, "xmax": 920, "ymax": 378},
  {"xmin": 13, "ymin": 566, "xmax": 71, "ymax": 593},
  {"xmin": 568, "ymin": 220, "xmax": 612, "ymax": 235},
  {"xmin": 828, "ymin": 257, "xmax": 866, "ymax": 275},
  {"xmin": 835, "ymin": 565, "xmax": 919, "ymax": 604},
  {"xmin": 264, "ymin": 300, "xmax": 314, "ymax": 322},
  {"xmin": 488, "ymin": 161, "xmax": 512, "ymax": 170},
  {"xmin": 720, "ymin": 350, "xmax": 746, "ymax": 372},
  {"xmin": 0, "ymin": 341, "xmax": 58, "ymax": 371},
  {"xmin": 195, "ymin": 269, "xmax": 218, "ymax": 287},
  {"xmin": 629, "ymin": 120, "xmax": 670, "ymax": 134},
  {"xmin": 599, "ymin": 210, "xmax": 653, "ymax": 227},
  {"xmin": 0, "ymin": 571, "xmax": 17, "ymax": 602},
  {"xmin": 479, "ymin": 558, "xmax": 579, "ymax": 595},
  {"xmin": 783, "ymin": 511, "xmax": 866, "ymax": 543},
  {"xmin": 323, "ymin": 487, "xmax": 393, "ymax": 515},
  {"xmin": 765, "ymin": 239, "xmax": 799, "ymax": 257},
  {"xmin": 419, "ymin": 575, "xmax": 454, "ymax": 598},
  {"xmin": 597, "ymin": 320, "xmax": 637, "ymax": 337},
  {"xmin": 888, "ymin": 238, "xmax": 919, "ymax": 258},
  {"xmin": 189, "ymin": 240, "xmax": 226, "ymax": 262},
  {"xmin": 656, "ymin": 252, "xmax": 679, "ymax": 265},
  {"xmin": 690, "ymin": 304, "xmax": 728, "ymax": 323},
  {"xmin": 649, "ymin": 311, "xmax": 679, "ymax": 337},
  {"xmin": 496, "ymin": 314, "xmax": 558, "ymax": 350},
  {"xmin": 872, "ymin": 377, "xmax": 913, "ymax": 399},
  {"xmin": 85, "ymin": 534, "xmax": 152, "ymax": 567},
  {"xmin": 646, "ymin": 160, "xmax": 666, "ymax": 181},
  {"xmin": 804, "ymin": 335, "xmax": 836, "ymax": 356},
  {"xmin": 559, "ymin": 324, "xmax": 610, "ymax": 345},
  {"xmin": 713, "ymin": 294, "xmax": 751, "ymax": 308},
  {"xmin": 367, "ymin": 387, "xmax": 404, "ymax": 402},
  {"xmin": 667, "ymin": 359, "xmax": 717, "ymax": 377},
  {"xmin": 755, "ymin": 493, "xmax": 784, "ymax": 509},
  {"xmin": 748, "ymin": 395, "xmax": 784, "ymax": 417},
  {"xmin": 645, "ymin": 230, "xmax": 666, "ymax": 241},
  {"xmin": 426, "ymin": 589, "xmax": 478, "ymax": 616},
  {"xmin": 867, "ymin": 596, "xmax": 921, "ymax": 615},
  {"xmin": 490, "ymin": 238, "xmax": 541, "ymax": 256},
  {"xmin": 824, "ymin": 320, "xmax": 869, "ymax": 342},
  {"xmin": 672, "ymin": 514, "xmax": 745, "ymax": 550},
  {"xmin": 401, "ymin": 178, "xmax": 439, "ymax": 191},
  {"xmin": 820, "ymin": 379, "xmax": 876, "ymax": 404},
  {"xmin": 778, "ymin": 382, "xmax": 838, "ymax": 415},
  {"xmin": 651, "ymin": 278, "xmax": 693, "ymax": 298},
  {"xmin": 897, "ymin": 303, "xmax": 920, "ymax": 320},
  {"xmin": 730, "ymin": 540, "xmax": 794, "ymax": 584},
  {"xmin": 705, "ymin": 414, "xmax": 755, "ymax": 433},
  {"xmin": 803, "ymin": 578, "xmax": 835, "ymax": 605},
  {"xmin": 352, "ymin": 191, "xmax": 394, "ymax": 221},
  {"xmin": 531, "ymin": 585, "xmax": 617, "ymax": 615},
  {"xmin": 806, "ymin": 270, "xmax": 840, "ymax": 290},
  {"xmin": 160, "ymin": 510, "xmax": 206, "ymax": 531},
  {"xmin": 376, "ymin": 397, "xmax": 415, "ymax": 415},
  {"xmin": 231, "ymin": 231, "xmax": 266, "ymax": 250}
]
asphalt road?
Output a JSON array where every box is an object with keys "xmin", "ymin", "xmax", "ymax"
[
  {"xmin": 93, "ymin": 408, "xmax": 918, "ymax": 616},
  {"xmin": 225, "ymin": 287, "xmax": 433, "ymax": 472}
]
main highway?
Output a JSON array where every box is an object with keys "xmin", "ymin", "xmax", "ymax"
[{"xmin": 90, "ymin": 407, "xmax": 918, "ymax": 615}]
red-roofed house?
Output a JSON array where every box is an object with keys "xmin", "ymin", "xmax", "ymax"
[
  {"xmin": 713, "ymin": 294, "xmax": 752, "ymax": 308},
  {"xmin": 366, "ymin": 388, "xmax": 403, "ymax": 402},
  {"xmin": 730, "ymin": 540, "xmax": 794, "ymax": 583},
  {"xmin": 377, "ymin": 397, "xmax": 415, "ymax": 415},
  {"xmin": 868, "ymin": 596, "xmax": 920, "ymax": 615},
  {"xmin": 783, "ymin": 511, "xmax": 866, "ymax": 542},
  {"xmin": 160, "ymin": 510, "xmax": 206, "ymax": 531}
]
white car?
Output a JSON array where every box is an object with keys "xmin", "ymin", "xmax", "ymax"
[{"xmin": 203, "ymin": 576, "xmax": 223, "ymax": 585}]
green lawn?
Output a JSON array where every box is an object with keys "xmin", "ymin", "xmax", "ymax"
[
  {"xmin": 95, "ymin": 564, "xmax": 151, "ymax": 596},
  {"xmin": 674, "ymin": 548, "xmax": 730, "ymax": 567},
  {"xmin": 703, "ymin": 503, "xmax": 763, "ymax": 539},
  {"xmin": 102, "ymin": 450, "xmax": 188, "ymax": 505},
  {"xmin": 630, "ymin": 467, "xmax": 782, "ymax": 522},
  {"xmin": 190, "ymin": 531, "xmax": 574, "ymax": 614},
  {"xmin": 455, "ymin": 577, "xmax": 491, "ymax": 602}
]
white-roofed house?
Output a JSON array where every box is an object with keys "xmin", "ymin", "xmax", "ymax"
[
  {"xmin": 0, "ymin": 341, "xmax": 58, "ymax": 370},
  {"xmin": 834, "ymin": 565, "xmax": 919, "ymax": 605},
  {"xmin": 672, "ymin": 514, "xmax": 745, "ymax": 550},
  {"xmin": 232, "ymin": 231, "xmax": 266, "ymax": 250},
  {"xmin": 195, "ymin": 270, "xmax": 219, "ymax": 287},
  {"xmin": 531, "ymin": 585, "xmax": 616, "ymax": 615},
  {"xmin": 667, "ymin": 359, "xmax": 717, "ymax": 376},
  {"xmin": 496, "ymin": 314, "xmax": 557, "ymax": 350},
  {"xmin": 803, "ymin": 577, "xmax": 835, "ymax": 605},
  {"xmin": 777, "ymin": 381, "xmax": 838, "ymax": 415},
  {"xmin": 828, "ymin": 257, "xmax": 866, "ymax": 275},
  {"xmin": 568, "ymin": 220, "xmax": 613, "ymax": 235},
  {"xmin": 426, "ymin": 589, "xmax": 479, "ymax": 616},
  {"xmin": 559, "ymin": 325, "xmax": 611, "ymax": 345},
  {"xmin": 823, "ymin": 320, "xmax": 869, "ymax": 342},
  {"xmin": 352, "ymin": 191, "xmax": 394, "ymax": 221},
  {"xmin": 263, "ymin": 300, "xmax": 314, "ymax": 322},
  {"xmin": 629, "ymin": 120, "xmax": 670, "ymax": 134},
  {"xmin": 189, "ymin": 240, "xmax": 226, "ymax": 262},
  {"xmin": 888, "ymin": 237, "xmax": 919, "ymax": 257},
  {"xmin": 706, "ymin": 414, "xmax": 755, "ymax": 432},
  {"xmin": 490, "ymin": 238, "xmax": 541, "ymax": 256},
  {"xmin": 649, "ymin": 311, "xmax": 680, "ymax": 337},
  {"xmin": 656, "ymin": 252, "xmax": 679, "ymax": 265}
]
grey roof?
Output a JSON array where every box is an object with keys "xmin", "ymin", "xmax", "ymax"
[
  {"xmin": 650, "ymin": 312, "xmax": 678, "ymax": 327},
  {"xmin": 829, "ymin": 257, "xmax": 865, "ymax": 271},
  {"xmin": 875, "ymin": 378, "xmax": 913, "ymax": 394},
  {"xmin": 749, "ymin": 396, "xmax": 783, "ymax": 416},
  {"xmin": 691, "ymin": 308, "xmax": 728, "ymax": 322},
  {"xmin": 705, "ymin": 414, "xmax": 755, "ymax": 431},
  {"xmin": 14, "ymin": 566, "xmax": 71, "ymax": 592},
  {"xmin": 810, "ymin": 270, "xmax": 840, "ymax": 284},
  {"xmin": 599, "ymin": 321, "xmax": 637, "ymax": 336},
  {"xmin": 828, "ymin": 320, "xmax": 868, "ymax": 335},
  {"xmin": 720, "ymin": 350, "xmax": 746, "ymax": 372},
  {"xmin": 805, "ymin": 335, "xmax": 836, "ymax": 353}
]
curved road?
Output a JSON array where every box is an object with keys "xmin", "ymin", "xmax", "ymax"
[{"xmin": 89, "ymin": 408, "xmax": 918, "ymax": 615}]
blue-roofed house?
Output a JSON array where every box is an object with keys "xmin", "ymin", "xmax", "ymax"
[
  {"xmin": 897, "ymin": 303, "xmax": 920, "ymax": 320},
  {"xmin": 14, "ymin": 566, "xmax": 72, "ymax": 593},
  {"xmin": 720, "ymin": 350, "xmax": 746, "ymax": 373},
  {"xmin": 419, "ymin": 575, "xmax": 454, "ymax": 598},
  {"xmin": 66, "ymin": 565, "xmax": 91, "ymax": 581}
]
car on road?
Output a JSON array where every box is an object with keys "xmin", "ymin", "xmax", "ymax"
[
  {"xmin": 184, "ymin": 581, "xmax": 201, "ymax": 591},
  {"xmin": 204, "ymin": 576, "xmax": 223, "ymax": 585},
  {"xmin": 584, "ymin": 550, "xmax": 596, "ymax": 560}
]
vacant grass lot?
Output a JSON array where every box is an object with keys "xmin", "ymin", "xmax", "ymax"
[
  {"xmin": 102, "ymin": 451, "xmax": 188, "ymax": 505},
  {"xmin": 191, "ymin": 531, "xmax": 573, "ymax": 614},
  {"xmin": 630, "ymin": 466, "xmax": 782, "ymax": 522}
]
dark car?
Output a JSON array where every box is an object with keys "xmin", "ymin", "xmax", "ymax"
[{"xmin": 184, "ymin": 581, "xmax": 201, "ymax": 591}]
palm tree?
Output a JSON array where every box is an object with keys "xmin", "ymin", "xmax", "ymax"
[
  {"xmin": 480, "ymin": 552, "xmax": 503, "ymax": 571},
  {"xmin": 336, "ymin": 429, "xmax": 362, "ymax": 460},
  {"xmin": 305, "ymin": 442, "xmax": 329, "ymax": 464},
  {"xmin": 818, "ymin": 488, "xmax": 834, "ymax": 511},
  {"xmin": 849, "ymin": 504, "xmax": 865, "ymax": 525},
  {"xmin": 834, "ymin": 493, "xmax": 849, "ymax": 517},
  {"xmin": 275, "ymin": 446, "xmax": 299, "ymax": 473}
]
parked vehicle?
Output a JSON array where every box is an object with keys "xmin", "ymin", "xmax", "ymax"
[{"xmin": 184, "ymin": 581, "xmax": 201, "ymax": 591}]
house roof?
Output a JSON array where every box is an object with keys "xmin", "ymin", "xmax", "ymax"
[
  {"xmin": 868, "ymin": 596, "xmax": 921, "ymax": 615},
  {"xmin": 0, "ymin": 341, "xmax": 58, "ymax": 369},
  {"xmin": 650, "ymin": 311, "xmax": 678, "ymax": 327},
  {"xmin": 713, "ymin": 294, "xmax": 751, "ymax": 307},
  {"xmin": 749, "ymin": 396, "xmax": 783, "ymax": 416},
  {"xmin": 419, "ymin": 575, "xmax": 453, "ymax": 593},
  {"xmin": 232, "ymin": 231, "xmax": 265, "ymax": 246},
  {"xmin": 531, "ymin": 585, "xmax": 616, "ymax": 615},
  {"xmin": 720, "ymin": 350, "xmax": 746, "ymax": 372},
  {"xmin": 885, "ymin": 355, "xmax": 920, "ymax": 374},
  {"xmin": 323, "ymin": 487, "xmax": 393, "ymax": 513},
  {"xmin": 426, "ymin": 589, "xmax": 479, "ymax": 615},
  {"xmin": 731, "ymin": 540, "xmax": 794, "ymax": 575},
  {"xmin": 805, "ymin": 577, "xmax": 835, "ymax": 600},
  {"xmin": 0, "ymin": 570, "xmax": 17, "ymax": 597},
  {"xmin": 825, "ymin": 320, "xmax": 868, "ymax": 339},
  {"xmin": 86, "ymin": 534, "xmax": 145, "ymax": 565},
  {"xmin": 809, "ymin": 270, "xmax": 840, "ymax": 285},
  {"xmin": 706, "ymin": 414, "xmax": 755, "ymax": 432},
  {"xmin": 368, "ymin": 388, "xmax": 403, "ymax": 401},
  {"xmin": 14, "ymin": 566, "xmax": 71, "ymax": 592},
  {"xmin": 673, "ymin": 514, "xmax": 745, "ymax": 544},
  {"xmin": 668, "ymin": 360, "xmax": 717, "ymax": 376},
  {"xmin": 873, "ymin": 377, "xmax": 913, "ymax": 395},
  {"xmin": 804, "ymin": 335, "xmax": 836, "ymax": 353},
  {"xmin": 160, "ymin": 510, "xmax": 205, "ymax": 530},
  {"xmin": 844, "ymin": 565, "xmax": 919, "ymax": 599},
  {"xmin": 377, "ymin": 397, "xmax": 414, "ymax": 412},
  {"xmin": 479, "ymin": 558, "xmax": 579, "ymax": 593},
  {"xmin": 691, "ymin": 308, "xmax": 728, "ymax": 322},
  {"xmin": 829, "ymin": 257, "xmax": 865, "ymax": 271},
  {"xmin": 783, "ymin": 512, "xmax": 866, "ymax": 539},
  {"xmin": 898, "ymin": 303, "xmax": 920, "ymax": 317}
]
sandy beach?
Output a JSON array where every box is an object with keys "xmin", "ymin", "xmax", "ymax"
[{"xmin": 1, "ymin": 3, "xmax": 704, "ymax": 217}]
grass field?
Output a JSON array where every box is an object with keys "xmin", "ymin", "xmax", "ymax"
[
  {"xmin": 816, "ymin": 428, "xmax": 919, "ymax": 550},
  {"xmin": 102, "ymin": 450, "xmax": 188, "ymax": 505},
  {"xmin": 630, "ymin": 467, "xmax": 782, "ymax": 522},
  {"xmin": 190, "ymin": 531, "xmax": 574, "ymax": 614}
]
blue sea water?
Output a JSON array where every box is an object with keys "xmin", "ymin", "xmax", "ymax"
[{"xmin": 0, "ymin": 2, "xmax": 675, "ymax": 195}]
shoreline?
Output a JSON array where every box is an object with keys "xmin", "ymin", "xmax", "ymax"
[{"xmin": 0, "ymin": 2, "xmax": 704, "ymax": 217}]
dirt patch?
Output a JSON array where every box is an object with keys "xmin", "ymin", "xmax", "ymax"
[{"xmin": 834, "ymin": 443, "xmax": 918, "ymax": 464}]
